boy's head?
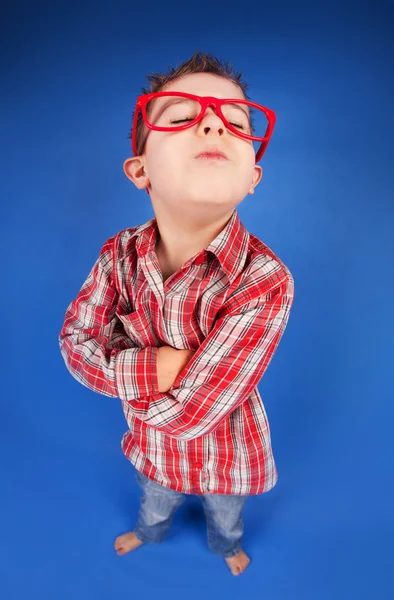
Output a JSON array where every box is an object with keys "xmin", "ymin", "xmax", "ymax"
[{"xmin": 124, "ymin": 52, "xmax": 265, "ymax": 220}]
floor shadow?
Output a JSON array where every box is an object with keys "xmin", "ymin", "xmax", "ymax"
[{"xmin": 174, "ymin": 498, "xmax": 207, "ymax": 544}]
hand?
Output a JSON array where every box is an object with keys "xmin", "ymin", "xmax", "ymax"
[{"xmin": 156, "ymin": 347, "xmax": 196, "ymax": 394}]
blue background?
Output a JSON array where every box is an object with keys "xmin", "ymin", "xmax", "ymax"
[{"xmin": 1, "ymin": 1, "xmax": 393, "ymax": 598}]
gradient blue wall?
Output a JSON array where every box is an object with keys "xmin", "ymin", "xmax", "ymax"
[{"xmin": 1, "ymin": 1, "xmax": 393, "ymax": 598}]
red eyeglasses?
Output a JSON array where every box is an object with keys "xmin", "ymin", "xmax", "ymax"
[{"xmin": 131, "ymin": 91, "xmax": 276, "ymax": 163}]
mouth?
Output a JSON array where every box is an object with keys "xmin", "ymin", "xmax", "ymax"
[{"xmin": 195, "ymin": 149, "xmax": 228, "ymax": 160}]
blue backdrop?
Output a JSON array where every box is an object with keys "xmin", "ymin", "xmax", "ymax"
[{"xmin": 1, "ymin": 1, "xmax": 393, "ymax": 598}]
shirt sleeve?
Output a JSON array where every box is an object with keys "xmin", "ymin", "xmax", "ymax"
[
  {"xmin": 59, "ymin": 238, "xmax": 160, "ymax": 399},
  {"xmin": 124, "ymin": 267, "xmax": 294, "ymax": 440}
]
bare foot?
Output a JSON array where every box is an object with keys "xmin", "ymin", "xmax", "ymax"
[
  {"xmin": 225, "ymin": 550, "xmax": 250, "ymax": 576},
  {"xmin": 114, "ymin": 532, "xmax": 144, "ymax": 556}
]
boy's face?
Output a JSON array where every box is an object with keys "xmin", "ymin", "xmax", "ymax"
[{"xmin": 124, "ymin": 72, "xmax": 262, "ymax": 210}]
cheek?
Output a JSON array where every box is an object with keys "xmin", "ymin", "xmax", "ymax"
[
  {"xmin": 145, "ymin": 140, "xmax": 172, "ymax": 173},
  {"xmin": 146, "ymin": 137, "xmax": 188, "ymax": 178},
  {"xmin": 243, "ymin": 142, "xmax": 257, "ymax": 163},
  {"xmin": 238, "ymin": 152, "xmax": 257, "ymax": 181},
  {"xmin": 233, "ymin": 140, "xmax": 255, "ymax": 171}
]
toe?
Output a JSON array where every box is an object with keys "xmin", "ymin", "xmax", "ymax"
[{"xmin": 115, "ymin": 540, "xmax": 126, "ymax": 554}]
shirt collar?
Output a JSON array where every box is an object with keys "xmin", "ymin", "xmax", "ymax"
[{"xmin": 132, "ymin": 209, "xmax": 250, "ymax": 283}]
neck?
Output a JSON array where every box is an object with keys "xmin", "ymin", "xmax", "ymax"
[{"xmin": 154, "ymin": 207, "xmax": 235, "ymax": 273}]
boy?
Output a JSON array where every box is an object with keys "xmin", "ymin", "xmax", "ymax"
[{"xmin": 59, "ymin": 51, "xmax": 294, "ymax": 576}]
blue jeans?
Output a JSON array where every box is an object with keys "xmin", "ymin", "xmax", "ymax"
[{"xmin": 133, "ymin": 470, "xmax": 247, "ymax": 558}]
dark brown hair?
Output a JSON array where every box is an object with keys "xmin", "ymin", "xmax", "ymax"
[{"xmin": 129, "ymin": 51, "xmax": 250, "ymax": 155}]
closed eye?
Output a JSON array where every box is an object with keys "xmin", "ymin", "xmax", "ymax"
[{"xmin": 170, "ymin": 118, "xmax": 194, "ymax": 124}]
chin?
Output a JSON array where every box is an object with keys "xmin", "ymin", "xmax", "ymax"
[
  {"xmin": 193, "ymin": 181, "xmax": 247, "ymax": 202},
  {"xmin": 187, "ymin": 189, "xmax": 235, "ymax": 205}
]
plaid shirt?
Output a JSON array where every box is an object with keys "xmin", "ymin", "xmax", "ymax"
[{"xmin": 59, "ymin": 210, "xmax": 294, "ymax": 495}]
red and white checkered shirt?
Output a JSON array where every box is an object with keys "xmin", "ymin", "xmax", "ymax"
[{"xmin": 59, "ymin": 210, "xmax": 294, "ymax": 495}]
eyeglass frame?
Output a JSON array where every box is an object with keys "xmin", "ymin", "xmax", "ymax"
[{"xmin": 131, "ymin": 91, "xmax": 276, "ymax": 163}]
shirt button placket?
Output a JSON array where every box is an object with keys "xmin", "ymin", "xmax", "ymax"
[{"xmin": 192, "ymin": 462, "xmax": 203, "ymax": 493}]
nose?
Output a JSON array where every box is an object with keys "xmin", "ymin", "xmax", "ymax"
[{"xmin": 198, "ymin": 106, "xmax": 225, "ymax": 137}]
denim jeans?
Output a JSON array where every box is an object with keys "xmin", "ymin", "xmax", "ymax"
[{"xmin": 133, "ymin": 469, "xmax": 248, "ymax": 558}]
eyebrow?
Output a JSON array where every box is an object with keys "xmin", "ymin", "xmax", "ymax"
[
  {"xmin": 228, "ymin": 102, "xmax": 250, "ymax": 117},
  {"xmin": 148, "ymin": 97, "xmax": 192, "ymax": 123}
]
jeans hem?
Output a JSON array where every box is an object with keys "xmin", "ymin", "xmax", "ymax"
[
  {"xmin": 208, "ymin": 541, "xmax": 243, "ymax": 558},
  {"xmin": 223, "ymin": 544, "xmax": 242, "ymax": 558},
  {"xmin": 133, "ymin": 528, "xmax": 164, "ymax": 545}
]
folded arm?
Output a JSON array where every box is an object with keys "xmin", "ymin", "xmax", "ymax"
[
  {"xmin": 60, "ymin": 238, "xmax": 195, "ymax": 403},
  {"xmin": 60, "ymin": 238, "xmax": 294, "ymax": 441},
  {"xmin": 128, "ymin": 271, "xmax": 294, "ymax": 439}
]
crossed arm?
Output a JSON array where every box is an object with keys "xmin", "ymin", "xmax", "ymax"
[
  {"xmin": 156, "ymin": 346, "xmax": 196, "ymax": 393},
  {"xmin": 59, "ymin": 238, "xmax": 294, "ymax": 440}
]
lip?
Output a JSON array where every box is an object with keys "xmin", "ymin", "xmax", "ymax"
[{"xmin": 195, "ymin": 148, "xmax": 228, "ymax": 160}]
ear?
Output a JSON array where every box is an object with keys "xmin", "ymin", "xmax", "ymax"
[
  {"xmin": 248, "ymin": 165, "xmax": 263, "ymax": 195},
  {"xmin": 123, "ymin": 156, "xmax": 150, "ymax": 190}
]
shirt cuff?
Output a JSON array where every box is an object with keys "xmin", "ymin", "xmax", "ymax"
[{"xmin": 115, "ymin": 347, "xmax": 159, "ymax": 400}]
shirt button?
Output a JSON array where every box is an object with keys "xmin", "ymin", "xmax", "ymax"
[{"xmin": 194, "ymin": 462, "xmax": 203, "ymax": 471}]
